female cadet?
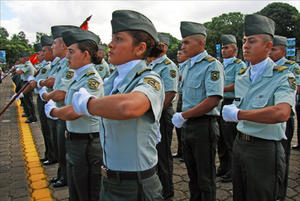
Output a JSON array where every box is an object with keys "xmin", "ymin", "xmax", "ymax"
[
  {"xmin": 72, "ymin": 10, "xmax": 165, "ymax": 201},
  {"xmin": 44, "ymin": 28, "xmax": 103, "ymax": 201}
]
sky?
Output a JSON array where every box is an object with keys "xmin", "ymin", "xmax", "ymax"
[{"xmin": 1, "ymin": 0, "xmax": 299, "ymax": 44}]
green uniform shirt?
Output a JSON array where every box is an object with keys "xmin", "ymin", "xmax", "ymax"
[
  {"xmin": 181, "ymin": 50, "xmax": 224, "ymax": 116},
  {"xmin": 34, "ymin": 61, "xmax": 51, "ymax": 94},
  {"xmin": 18, "ymin": 61, "xmax": 35, "ymax": 81},
  {"xmin": 223, "ymin": 57, "xmax": 246, "ymax": 98},
  {"xmin": 234, "ymin": 58, "xmax": 296, "ymax": 140},
  {"xmin": 94, "ymin": 59, "xmax": 110, "ymax": 80},
  {"xmin": 178, "ymin": 60, "xmax": 189, "ymax": 94},
  {"xmin": 99, "ymin": 60, "xmax": 165, "ymax": 171},
  {"xmin": 65, "ymin": 63, "xmax": 103, "ymax": 133},
  {"xmin": 276, "ymin": 57, "xmax": 300, "ymax": 86}
]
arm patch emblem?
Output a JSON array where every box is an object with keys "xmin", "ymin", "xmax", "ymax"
[
  {"xmin": 88, "ymin": 78, "xmax": 100, "ymax": 90},
  {"xmin": 170, "ymin": 70, "xmax": 176, "ymax": 78},
  {"xmin": 65, "ymin": 71, "xmax": 74, "ymax": 79},
  {"xmin": 210, "ymin": 71, "xmax": 220, "ymax": 81},
  {"xmin": 143, "ymin": 77, "xmax": 160, "ymax": 91},
  {"xmin": 288, "ymin": 77, "xmax": 296, "ymax": 90}
]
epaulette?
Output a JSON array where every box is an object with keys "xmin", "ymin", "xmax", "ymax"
[
  {"xmin": 204, "ymin": 56, "xmax": 216, "ymax": 63},
  {"xmin": 273, "ymin": 65, "xmax": 288, "ymax": 72},
  {"xmin": 137, "ymin": 68, "xmax": 151, "ymax": 76},
  {"xmin": 85, "ymin": 72, "xmax": 95, "ymax": 77},
  {"xmin": 164, "ymin": 59, "xmax": 171, "ymax": 65},
  {"xmin": 285, "ymin": 60, "xmax": 296, "ymax": 65},
  {"xmin": 235, "ymin": 59, "xmax": 241, "ymax": 64},
  {"xmin": 238, "ymin": 67, "xmax": 248, "ymax": 75}
]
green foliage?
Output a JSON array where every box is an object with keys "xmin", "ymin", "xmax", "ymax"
[
  {"xmin": 35, "ymin": 32, "xmax": 48, "ymax": 44},
  {"xmin": 0, "ymin": 27, "xmax": 9, "ymax": 39},
  {"xmin": 257, "ymin": 2, "xmax": 300, "ymax": 46},
  {"xmin": 166, "ymin": 33, "xmax": 180, "ymax": 63}
]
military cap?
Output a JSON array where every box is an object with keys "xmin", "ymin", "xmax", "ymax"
[
  {"xmin": 111, "ymin": 10, "xmax": 159, "ymax": 42},
  {"xmin": 34, "ymin": 43, "xmax": 42, "ymax": 52},
  {"xmin": 62, "ymin": 28, "xmax": 100, "ymax": 47},
  {"xmin": 98, "ymin": 44, "xmax": 107, "ymax": 51},
  {"xmin": 158, "ymin": 32, "xmax": 170, "ymax": 46},
  {"xmin": 19, "ymin": 52, "xmax": 30, "ymax": 58},
  {"xmin": 220, "ymin": 34, "xmax": 237, "ymax": 45},
  {"xmin": 273, "ymin": 35, "xmax": 287, "ymax": 47},
  {"xmin": 180, "ymin": 21, "xmax": 207, "ymax": 38},
  {"xmin": 41, "ymin": 35, "xmax": 53, "ymax": 47},
  {"xmin": 244, "ymin": 14, "xmax": 275, "ymax": 37},
  {"xmin": 51, "ymin": 25, "xmax": 79, "ymax": 39}
]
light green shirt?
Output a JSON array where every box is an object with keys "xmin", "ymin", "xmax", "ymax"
[
  {"xmin": 94, "ymin": 59, "xmax": 110, "ymax": 80},
  {"xmin": 19, "ymin": 61, "xmax": 35, "ymax": 81},
  {"xmin": 276, "ymin": 57, "xmax": 300, "ymax": 86},
  {"xmin": 34, "ymin": 61, "xmax": 51, "ymax": 94}
]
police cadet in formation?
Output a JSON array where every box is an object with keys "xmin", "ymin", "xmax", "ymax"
[
  {"xmin": 44, "ymin": 28, "xmax": 103, "ymax": 201},
  {"xmin": 217, "ymin": 34, "xmax": 246, "ymax": 183},
  {"xmin": 39, "ymin": 25, "xmax": 78, "ymax": 187},
  {"xmin": 173, "ymin": 43, "xmax": 189, "ymax": 162},
  {"xmin": 269, "ymin": 35, "xmax": 300, "ymax": 200},
  {"xmin": 15, "ymin": 52, "xmax": 37, "ymax": 123},
  {"xmin": 222, "ymin": 14, "xmax": 296, "ymax": 201},
  {"xmin": 147, "ymin": 32, "xmax": 178, "ymax": 200},
  {"xmin": 95, "ymin": 44, "xmax": 110, "ymax": 80},
  {"xmin": 172, "ymin": 21, "xmax": 224, "ymax": 201},
  {"xmin": 72, "ymin": 9, "xmax": 165, "ymax": 201}
]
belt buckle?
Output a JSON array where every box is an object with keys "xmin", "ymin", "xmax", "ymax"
[{"xmin": 101, "ymin": 166, "xmax": 108, "ymax": 178}]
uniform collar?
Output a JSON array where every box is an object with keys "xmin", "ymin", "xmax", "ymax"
[
  {"xmin": 250, "ymin": 57, "xmax": 273, "ymax": 82},
  {"xmin": 149, "ymin": 54, "xmax": 167, "ymax": 68},
  {"xmin": 51, "ymin": 57, "xmax": 61, "ymax": 66},
  {"xmin": 223, "ymin": 57, "xmax": 235, "ymax": 67},
  {"xmin": 275, "ymin": 57, "xmax": 286, "ymax": 65},
  {"xmin": 116, "ymin": 59, "xmax": 141, "ymax": 78},
  {"xmin": 189, "ymin": 50, "xmax": 208, "ymax": 67},
  {"xmin": 179, "ymin": 60, "xmax": 189, "ymax": 68},
  {"xmin": 58, "ymin": 57, "xmax": 68, "ymax": 65},
  {"xmin": 74, "ymin": 63, "xmax": 94, "ymax": 81}
]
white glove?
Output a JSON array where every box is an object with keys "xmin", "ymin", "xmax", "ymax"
[
  {"xmin": 44, "ymin": 99, "xmax": 58, "ymax": 120},
  {"xmin": 39, "ymin": 86, "xmax": 47, "ymax": 101},
  {"xmin": 172, "ymin": 112, "xmax": 187, "ymax": 128},
  {"xmin": 222, "ymin": 104, "xmax": 240, "ymax": 122},
  {"xmin": 27, "ymin": 75, "xmax": 35, "ymax": 82},
  {"xmin": 37, "ymin": 79, "xmax": 45, "ymax": 88},
  {"xmin": 72, "ymin": 88, "xmax": 95, "ymax": 116}
]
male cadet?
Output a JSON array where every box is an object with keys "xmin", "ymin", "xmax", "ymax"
[
  {"xmin": 94, "ymin": 44, "xmax": 110, "ymax": 80},
  {"xmin": 15, "ymin": 52, "xmax": 37, "ymax": 123},
  {"xmin": 172, "ymin": 22, "xmax": 224, "ymax": 201},
  {"xmin": 269, "ymin": 35, "xmax": 300, "ymax": 200},
  {"xmin": 222, "ymin": 14, "xmax": 296, "ymax": 201},
  {"xmin": 217, "ymin": 34, "xmax": 246, "ymax": 183},
  {"xmin": 147, "ymin": 32, "xmax": 178, "ymax": 200},
  {"xmin": 39, "ymin": 25, "xmax": 77, "ymax": 188},
  {"xmin": 173, "ymin": 43, "xmax": 189, "ymax": 161},
  {"xmin": 27, "ymin": 36, "xmax": 54, "ymax": 164}
]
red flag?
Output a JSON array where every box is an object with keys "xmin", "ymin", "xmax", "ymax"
[
  {"xmin": 80, "ymin": 15, "xmax": 92, "ymax": 30},
  {"xmin": 29, "ymin": 53, "xmax": 39, "ymax": 65}
]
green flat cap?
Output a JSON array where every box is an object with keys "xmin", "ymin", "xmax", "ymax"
[
  {"xmin": 180, "ymin": 21, "xmax": 207, "ymax": 38},
  {"xmin": 62, "ymin": 28, "xmax": 100, "ymax": 47},
  {"xmin": 244, "ymin": 14, "xmax": 275, "ymax": 37},
  {"xmin": 98, "ymin": 44, "xmax": 106, "ymax": 51},
  {"xmin": 220, "ymin": 34, "xmax": 237, "ymax": 45},
  {"xmin": 111, "ymin": 10, "xmax": 159, "ymax": 42},
  {"xmin": 41, "ymin": 35, "xmax": 53, "ymax": 47},
  {"xmin": 34, "ymin": 43, "xmax": 42, "ymax": 52},
  {"xmin": 158, "ymin": 32, "xmax": 170, "ymax": 46},
  {"xmin": 273, "ymin": 35, "xmax": 287, "ymax": 47},
  {"xmin": 51, "ymin": 25, "xmax": 79, "ymax": 39}
]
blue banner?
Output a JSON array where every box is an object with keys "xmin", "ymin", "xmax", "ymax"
[
  {"xmin": 216, "ymin": 44, "xmax": 221, "ymax": 59},
  {"xmin": 286, "ymin": 38, "xmax": 296, "ymax": 57}
]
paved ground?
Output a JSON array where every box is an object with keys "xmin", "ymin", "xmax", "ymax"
[{"xmin": 1, "ymin": 78, "xmax": 300, "ymax": 201}]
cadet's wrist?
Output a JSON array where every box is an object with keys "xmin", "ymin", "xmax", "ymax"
[{"xmin": 87, "ymin": 97, "xmax": 96, "ymax": 115}]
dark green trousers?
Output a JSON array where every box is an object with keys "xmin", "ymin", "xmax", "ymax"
[
  {"xmin": 66, "ymin": 134, "xmax": 102, "ymax": 201},
  {"xmin": 22, "ymin": 81, "xmax": 36, "ymax": 120},
  {"xmin": 183, "ymin": 116, "xmax": 218, "ymax": 201},
  {"xmin": 36, "ymin": 96, "xmax": 51, "ymax": 160},
  {"xmin": 156, "ymin": 105, "xmax": 174, "ymax": 199},
  {"xmin": 232, "ymin": 135, "xmax": 285, "ymax": 201},
  {"xmin": 47, "ymin": 118, "xmax": 58, "ymax": 161},
  {"xmin": 56, "ymin": 119, "xmax": 67, "ymax": 180},
  {"xmin": 100, "ymin": 173, "xmax": 164, "ymax": 201},
  {"xmin": 175, "ymin": 94, "xmax": 183, "ymax": 156}
]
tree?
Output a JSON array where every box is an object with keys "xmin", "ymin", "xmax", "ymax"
[
  {"xmin": 166, "ymin": 33, "xmax": 181, "ymax": 63},
  {"xmin": 35, "ymin": 32, "xmax": 48, "ymax": 43},
  {"xmin": 204, "ymin": 12, "xmax": 244, "ymax": 59},
  {"xmin": 0, "ymin": 27, "xmax": 9, "ymax": 39},
  {"xmin": 258, "ymin": 2, "xmax": 300, "ymax": 46},
  {"xmin": 11, "ymin": 31, "xmax": 29, "ymax": 44}
]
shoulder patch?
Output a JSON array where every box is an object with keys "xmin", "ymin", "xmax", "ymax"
[
  {"xmin": 85, "ymin": 72, "xmax": 95, "ymax": 77},
  {"xmin": 65, "ymin": 71, "xmax": 74, "ymax": 79},
  {"xmin": 288, "ymin": 77, "xmax": 296, "ymax": 90},
  {"xmin": 210, "ymin": 71, "xmax": 220, "ymax": 81},
  {"xmin": 164, "ymin": 59, "xmax": 171, "ymax": 65},
  {"xmin": 235, "ymin": 59, "xmax": 241, "ymax": 64},
  {"xmin": 286, "ymin": 60, "xmax": 296, "ymax": 65},
  {"xmin": 204, "ymin": 56, "xmax": 216, "ymax": 63},
  {"xmin": 88, "ymin": 78, "xmax": 100, "ymax": 90},
  {"xmin": 98, "ymin": 66, "xmax": 104, "ymax": 71},
  {"xmin": 170, "ymin": 69, "xmax": 177, "ymax": 78},
  {"xmin": 41, "ymin": 68, "xmax": 47, "ymax": 74},
  {"xmin": 273, "ymin": 65, "xmax": 288, "ymax": 72},
  {"xmin": 238, "ymin": 67, "xmax": 247, "ymax": 75},
  {"xmin": 137, "ymin": 68, "xmax": 151, "ymax": 76},
  {"xmin": 143, "ymin": 77, "xmax": 161, "ymax": 91},
  {"xmin": 293, "ymin": 68, "xmax": 300, "ymax": 75}
]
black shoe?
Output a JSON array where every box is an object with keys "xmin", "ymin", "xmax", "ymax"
[
  {"xmin": 50, "ymin": 177, "xmax": 59, "ymax": 183},
  {"xmin": 25, "ymin": 118, "xmax": 37, "ymax": 123},
  {"xmin": 216, "ymin": 168, "xmax": 227, "ymax": 177},
  {"xmin": 221, "ymin": 172, "xmax": 232, "ymax": 183},
  {"xmin": 292, "ymin": 144, "xmax": 300, "ymax": 150},
  {"xmin": 43, "ymin": 160, "xmax": 57, "ymax": 166},
  {"xmin": 40, "ymin": 157, "xmax": 48, "ymax": 162},
  {"xmin": 53, "ymin": 179, "xmax": 67, "ymax": 188},
  {"xmin": 172, "ymin": 153, "xmax": 182, "ymax": 158}
]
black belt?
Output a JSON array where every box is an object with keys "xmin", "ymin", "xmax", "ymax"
[
  {"xmin": 237, "ymin": 131, "xmax": 268, "ymax": 142},
  {"xmin": 188, "ymin": 115, "xmax": 217, "ymax": 122},
  {"xmin": 66, "ymin": 132, "xmax": 99, "ymax": 140},
  {"xmin": 222, "ymin": 98, "xmax": 234, "ymax": 105},
  {"xmin": 101, "ymin": 166, "xmax": 156, "ymax": 180}
]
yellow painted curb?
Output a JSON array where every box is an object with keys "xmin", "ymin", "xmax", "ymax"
[{"xmin": 13, "ymin": 85, "xmax": 53, "ymax": 201}]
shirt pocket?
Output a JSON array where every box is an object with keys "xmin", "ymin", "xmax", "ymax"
[
  {"xmin": 186, "ymin": 80, "xmax": 202, "ymax": 99},
  {"xmin": 252, "ymin": 98, "xmax": 268, "ymax": 108}
]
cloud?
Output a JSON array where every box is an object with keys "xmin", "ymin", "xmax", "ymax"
[{"xmin": 1, "ymin": 0, "xmax": 299, "ymax": 44}]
